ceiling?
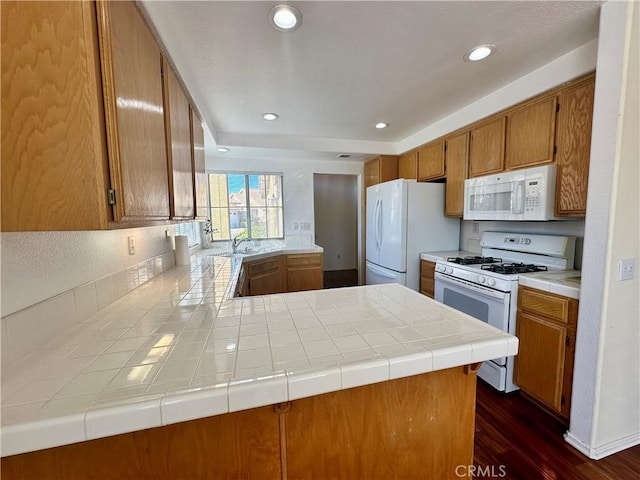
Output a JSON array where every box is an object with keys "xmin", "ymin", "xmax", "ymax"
[{"xmin": 139, "ymin": 1, "xmax": 602, "ymax": 162}]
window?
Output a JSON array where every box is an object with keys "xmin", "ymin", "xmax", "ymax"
[
  {"xmin": 208, "ymin": 173, "xmax": 284, "ymax": 241},
  {"xmin": 175, "ymin": 222, "xmax": 200, "ymax": 247}
]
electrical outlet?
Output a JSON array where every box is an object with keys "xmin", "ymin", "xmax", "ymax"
[
  {"xmin": 293, "ymin": 222, "xmax": 299, "ymax": 231},
  {"xmin": 473, "ymin": 222, "xmax": 480, "ymax": 234},
  {"xmin": 165, "ymin": 229, "xmax": 170, "ymax": 240},
  {"xmin": 337, "ymin": 253, "xmax": 341, "ymax": 259},
  {"xmin": 128, "ymin": 236, "xmax": 136, "ymax": 255},
  {"xmin": 618, "ymin": 258, "xmax": 635, "ymax": 281}
]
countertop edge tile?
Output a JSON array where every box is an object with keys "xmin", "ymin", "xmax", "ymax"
[
  {"xmin": 227, "ymin": 372, "xmax": 288, "ymax": 413},
  {"xmin": 286, "ymin": 365, "xmax": 342, "ymax": 401},
  {"xmin": 85, "ymin": 398, "xmax": 162, "ymax": 441},
  {"xmin": 0, "ymin": 413, "xmax": 86, "ymax": 457},
  {"xmin": 430, "ymin": 344, "xmax": 473, "ymax": 371},
  {"xmin": 387, "ymin": 349, "xmax": 434, "ymax": 380},
  {"xmin": 339, "ymin": 357, "xmax": 390, "ymax": 390},
  {"xmin": 160, "ymin": 382, "xmax": 229, "ymax": 426}
]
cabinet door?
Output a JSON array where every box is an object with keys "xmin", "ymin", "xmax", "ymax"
[
  {"xmin": 286, "ymin": 254, "xmax": 323, "ymax": 292},
  {"xmin": 417, "ymin": 141, "xmax": 445, "ymax": 181},
  {"xmin": 379, "ymin": 155, "xmax": 399, "ymax": 183},
  {"xmin": 555, "ymin": 76, "xmax": 595, "ymax": 216},
  {"xmin": 514, "ymin": 311, "xmax": 566, "ymax": 412},
  {"xmin": 420, "ymin": 260, "xmax": 436, "ymax": 298},
  {"xmin": 469, "ymin": 117, "xmax": 505, "ymax": 177},
  {"xmin": 364, "ymin": 157, "xmax": 380, "ymax": 189},
  {"xmin": 398, "ymin": 151, "xmax": 417, "ymax": 180},
  {"xmin": 444, "ymin": 132, "xmax": 469, "ymax": 217},
  {"xmin": 248, "ymin": 257, "xmax": 282, "ymax": 295},
  {"xmin": 163, "ymin": 59, "xmax": 194, "ymax": 220},
  {"xmin": 97, "ymin": 0, "xmax": 170, "ymax": 223},
  {"xmin": 505, "ymin": 95, "xmax": 557, "ymax": 170},
  {"xmin": 190, "ymin": 108, "xmax": 208, "ymax": 220},
  {"xmin": 1, "ymin": 1, "xmax": 111, "ymax": 231}
]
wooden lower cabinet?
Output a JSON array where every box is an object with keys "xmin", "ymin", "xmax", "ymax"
[
  {"xmin": 246, "ymin": 256, "xmax": 283, "ymax": 296},
  {"xmin": 420, "ymin": 260, "xmax": 436, "ymax": 298},
  {"xmin": 514, "ymin": 286, "xmax": 578, "ymax": 419},
  {"xmin": 242, "ymin": 253, "xmax": 323, "ymax": 296},
  {"xmin": 286, "ymin": 253, "xmax": 323, "ymax": 292},
  {"xmin": 1, "ymin": 366, "xmax": 478, "ymax": 480}
]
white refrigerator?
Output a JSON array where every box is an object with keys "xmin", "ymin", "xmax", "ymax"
[{"xmin": 366, "ymin": 179, "xmax": 460, "ymax": 291}]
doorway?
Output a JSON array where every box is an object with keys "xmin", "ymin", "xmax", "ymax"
[{"xmin": 313, "ymin": 174, "xmax": 359, "ymax": 289}]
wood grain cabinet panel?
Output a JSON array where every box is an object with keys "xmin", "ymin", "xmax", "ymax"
[
  {"xmin": 398, "ymin": 150, "xmax": 418, "ymax": 180},
  {"xmin": 420, "ymin": 260, "xmax": 436, "ymax": 298},
  {"xmin": 444, "ymin": 132, "xmax": 469, "ymax": 217},
  {"xmin": 505, "ymin": 95, "xmax": 558, "ymax": 170},
  {"xmin": 190, "ymin": 107, "xmax": 208, "ymax": 219},
  {"xmin": 97, "ymin": 0, "xmax": 170, "ymax": 223},
  {"xmin": 469, "ymin": 117, "xmax": 506, "ymax": 177},
  {"xmin": 1, "ymin": 1, "xmax": 111, "ymax": 231},
  {"xmin": 246, "ymin": 257, "xmax": 283, "ymax": 296},
  {"xmin": 555, "ymin": 75, "xmax": 595, "ymax": 216},
  {"xmin": 514, "ymin": 286, "xmax": 579, "ymax": 419},
  {"xmin": 364, "ymin": 155, "xmax": 398, "ymax": 189},
  {"xmin": 162, "ymin": 58, "xmax": 194, "ymax": 220},
  {"xmin": 1, "ymin": 0, "xmax": 184, "ymax": 231},
  {"xmin": 417, "ymin": 140, "xmax": 445, "ymax": 181},
  {"xmin": 286, "ymin": 253, "xmax": 323, "ymax": 292}
]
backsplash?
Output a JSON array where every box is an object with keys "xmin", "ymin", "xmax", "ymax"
[
  {"xmin": 460, "ymin": 219, "xmax": 586, "ymax": 270},
  {"xmin": 1, "ymin": 250, "xmax": 176, "ymax": 367}
]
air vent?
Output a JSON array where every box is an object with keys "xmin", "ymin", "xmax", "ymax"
[{"xmin": 337, "ymin": 154, "xmax": 351, "ymax": 158}]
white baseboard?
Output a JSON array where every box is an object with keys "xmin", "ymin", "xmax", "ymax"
[{"xmin": 565, "ymin": 431, "xmax": 640, "ymax": 459}]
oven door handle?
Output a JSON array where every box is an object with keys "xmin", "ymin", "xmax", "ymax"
[{"xmin": 434, "ymin": 272, "xmax": 509, "ymax": 301}]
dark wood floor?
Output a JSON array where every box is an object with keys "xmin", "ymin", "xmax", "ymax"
[
  {"xmin": 474, "ymin": 380, "xmax": 640, "ymax": 479},
  {"xmin": 323, "ymin": 269, "xmax": 359, "ymax": 289}
]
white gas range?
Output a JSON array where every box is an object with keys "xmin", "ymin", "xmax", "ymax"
[{"xmin": 434, "ymin": 232, "xmax": 576, "ymax": 393}]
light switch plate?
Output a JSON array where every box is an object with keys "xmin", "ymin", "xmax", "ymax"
[
  {"xmin": 618, "ymin": 258, "xmax": 635, "ymax": 281},
  {"xmin": 128, "ymin": 236, "xmax": 136, "ymax": 255}
]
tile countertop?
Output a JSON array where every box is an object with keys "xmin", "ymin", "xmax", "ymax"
[
  {"xmin": 1, "ymin": 251, "xmax": 518, "ymax": 457},
  {"xmin": 420, "ymin": 250, "xmax": 477, "ymax": 263},
  {"xmin": 519, "ymin": 270, "xmax": 581, "ymax": 299}
]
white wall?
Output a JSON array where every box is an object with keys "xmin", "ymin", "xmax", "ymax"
[
  {"xmin": 313, "ymin": 174, "xmax": 358, "ymax": 271},
  {"xmin": 0, "ymin": 226, "xmax": 175, "ymax": 317},
  {"xmin": 566, "ymin": 0, "xmax": 640, "ymax": 459}
]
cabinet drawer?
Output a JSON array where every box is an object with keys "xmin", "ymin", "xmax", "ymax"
[
  {"xmin": 287, "ymin": 254, "xmax": 322, "ymax": 268},
  {"xmin": 519, "ymin": 287, "xmax": 571, "ymax": 323},
  {"xmin": 249, "ymin": 258, "xmax": 281, "ymax": 276}
]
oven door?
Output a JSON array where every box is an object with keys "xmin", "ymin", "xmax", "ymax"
[{"xmin": 434, "ymin": 272, "xmax": 510, "ymax": 366}]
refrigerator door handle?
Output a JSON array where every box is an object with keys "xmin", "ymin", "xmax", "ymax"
[
  {"xmin": 378, "ymin": 197, "xmax": 383, "ymax": 250},
  {"xmin": 374, "ymin": 197, "xmax": 381, "ymax": 251}
]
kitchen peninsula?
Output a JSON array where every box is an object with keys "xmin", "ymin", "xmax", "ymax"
[{"xmin": 1, "ymin": 251, "xmax": 518, "ymax": 479}]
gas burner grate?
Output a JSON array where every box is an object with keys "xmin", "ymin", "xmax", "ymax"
[
  {"xmin": 481, "ymin": 263, "xmax": 549, "ymax": 275},
  {"xmin": 447, "ymin": 256, "xmax": 503, "ymax": 265}
]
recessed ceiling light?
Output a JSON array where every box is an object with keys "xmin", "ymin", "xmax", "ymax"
[
  {"xmin": 464, "ymin": 44, "xmax": 497, "ymax": 62},
  {"xmin": 375, "ymin": 122, "xmax": 389, "ymax": 129},
  {"xmin": 217, "ymin": 147, "xmax": 230, "ymax": 153},
  {"xmin": 268, "ymin": 5, "xmax": 302, "ymax": 32},
  {"xmin": 262, "ymin": 113, "xmax": 279, "ymax": 121}
]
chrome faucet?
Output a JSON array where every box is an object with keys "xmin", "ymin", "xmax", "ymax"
[{"xmin": 231, "ymin": 233, "xmax": 250, "ymax": 253}]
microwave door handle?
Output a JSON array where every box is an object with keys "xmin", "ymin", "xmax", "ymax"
[{"xmin": 512, "ymin": 181, "xmax": 525, "ymax": 214}]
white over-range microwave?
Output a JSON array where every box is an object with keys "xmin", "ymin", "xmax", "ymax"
[{"xmin": 463, "ymin": 164, "xmax": 558, "ymax": 221}]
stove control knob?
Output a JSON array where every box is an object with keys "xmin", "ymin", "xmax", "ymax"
[
  {"xmin": 436, "ymin": 265, "xmax": 444, "ymax": 273},
  {"xmin": 487, "ymin": 278, "xmax": 496, "ymax": 287},
  {"xmin": 478, "ymin": 275, "xmax": 486, "ymax": 284},
  {"xmin": 446, "ymin": 267, "xmax": 454, "ymax": 274}
]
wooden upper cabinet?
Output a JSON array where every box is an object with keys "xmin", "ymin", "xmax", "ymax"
[
  {"xmin": 364, "ymin": 155, "xmax": 398, "ymax": 189},
  {"xmin": 1, "ymin": 1, "xmax": 111, "ymax": 231},
  {"xmin": 468, "ymin": 117, "xmax": 506, "ymax": 177},
  {"xmin": 417, "ymin": 140, "xmax": 445, "ymax": 181},
  {"xmin": 162, "ymin": 58, "xmax": 194, "ymax": 220},
  {"xmin": 96, "ymin": 0, "xmax": 170, "ymax": 223},
  {"xmin": 444, "ymin": 132, "xmax": 469, "ymax": 217},
  {"xmin": 190, "ymin": 108, "xmax": 208, "ymax": 220},
  {"xmin": 505, "ymin": 95, "xmax": 558, "ymax": 170},
  {"xmin": 555, "ymin": 75, "xmax": 595, "ymax": 216},
  {"xmin": 398, "ymin": 151, "xmax": 418, "ymax": 180}
]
